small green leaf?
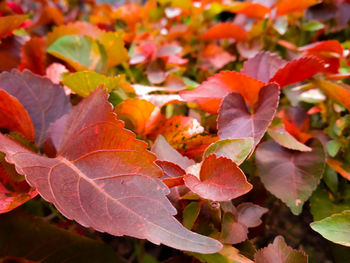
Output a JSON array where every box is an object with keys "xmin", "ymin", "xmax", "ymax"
[
  {"xmin": 183, "ymin": 201, "xmax": 201, "ymax": 230},
  {"xmin": 327, "ymin": 140, "xmax": 341, "ymax": 157},
  {"xmin": 302, "ymin": 21, "xmax": 324, "ymax": 31},
  {"xmin": 311, "ymin": 211, "xmax": 350, "ymax": 247}
]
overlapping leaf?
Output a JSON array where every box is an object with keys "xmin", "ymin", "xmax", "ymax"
[
  {"xmin": 0, "ymin": 69, "xmax": 71, "ymax": 145},
  {"xmin": 256, "ymin": 139, "xmax": 325, "ymax": 215},
  {"xmin": 0, "ymin": 88, "xmax": 222, "ymax": 254}
]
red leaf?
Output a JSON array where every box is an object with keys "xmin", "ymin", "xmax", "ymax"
[
  {"xmin": 200, "ymin": 23, "xmax": 247, "ymax": 41},
  {"xmin": 256, "ymin": 139, "xmax": 325, "ymax": 215},
  {"xmin": 270, "ymin": 56, "xmax": 324, "ymax": 88},
  {"xmin": 0, "ymin": 69, "xmax": 71, "ymax": 145},
  {"xmin": 184, "ymin": 155, "xmax": 252, "ymax": 202},
  {"xmin": 241, "ymin": 51, "xmax": 287, "ymax": 83},
  {"xmin": 255, "ymin": 236, "xmax": 308, "ymax": 263},
  {"xmin": 0, "ymin": 90, "xmax": 35, "ymax": 142},
  {"xmin": 0, "ymin": 89, "xmax": 222, "ymax": 253},
  {"xmin": 18, "ymin": 37, "xmax": 46, "ymax": 75},
  {"xmin": 180, "ymin": 71, "xmax": 265, "ymax": 113},
  {"xmin": 218, "ymin": 83, "xmax": 280, "ymax": 148}
]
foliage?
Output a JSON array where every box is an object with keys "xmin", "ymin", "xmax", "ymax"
[{"xmin": 0, "ymin": 0, "xmax": 350, "ymax": 262}]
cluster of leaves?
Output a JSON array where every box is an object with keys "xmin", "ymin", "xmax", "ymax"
[{"xmin": 1, "ymin": 0, "xmax": 350, "ymax": 262}]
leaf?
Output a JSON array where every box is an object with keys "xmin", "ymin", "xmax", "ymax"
[
  {"xmin": 180, "ymin": 71, "xmax": 265, "ymax": 114},
  {"xmin": 0, "ymin": 89, "xmax": 222, "ymax": 254},
  {"xmin": 0, "ymin": 155, "xmax": 37, "ymax": 214},
  {"xmin": 200, "ymin": 23, "xmax": 247, "ymax": 41},
  {"xmin": 0, "ymin": 90, "xmax": 35, "ymax": 142},
  {"xmin": 267, "ymin": 120, "xmax": 312, "ymax": 152},
  {"xmin": 152, "ymin": 135, "xmax": 194, "ymax": 170},
  {"xmin": 254, "ymin": 236, "xmax": 308, "ymax": 263},
  {"xmin": 311, "ymin": 211, "xmax": 350, "ymax": 247},
  {"xmin": 0, "ymin": 211, "xmax": 124, "ymax": 262},
  {"xmin": 327, "ymin": 158, "xmax": 350, "ymax": 181},
  {"xmin": 313, "ymin": 79, "xmax": 350, "ymax": 111},
  {"xmin": 200, "ymin": 44, "xmax": 236, "ymax": 70},
  {"xmin": 0, "ymin": 69, "xmax": 71, "ymax": 145},
  {"xmin": 276, "ymin": 0, "xmax": 318, "ymax": 16},
  {"xmin": 62, "ymin": 71, "xmax": 132, "ymax": 97},
  {"xmin": 241, "ymin": 51, "xmax": 287, "ymax": 83},
  {"xmin": 220, "ymin": 212, "xmax": 248, "ymax": 244},
  {"xmin": 183, "ymin": 155, "xmax": 252, "ymax": 202},
  {"xmin": 0, "ymin": 15, "xmax": 27, "ymax": 39},
  {"xmin": 236, "ymin": 202, "xmax": 268, "ymax": 228},
  {"xmin": 228, "ymin": 3, "xmax": 270, "ymax": 20},
  {"xmin": 18, "ymin": 37, "xmax": 46, "ymax": 75},
  {"xmin": 204, "ymin": 138, "xmax": 254, "ymax": 165},
  {"xmin": 183, "ymin": 201, "xmax": 201, "ymax": 229},
  {"xmin": 47, "ymin": 35, "xmax": 108, "ymax": 73},
  {"xmin": 217, "ymin": 84, "xmax": 280, "ymax": 148},
  {"xmin": 99, "ymin": 31, "xmax": 129, "ymax": 67},
  {"xmin": 269, "ymin": 56, "xmax": 324, "ymax": 88},
  {"xmin": 256, "ymin": 139, "xmax": 325, "ymax": 215}
]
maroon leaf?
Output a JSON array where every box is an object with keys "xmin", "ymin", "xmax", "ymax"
[
  {"xmin": 269, "ymin": 56, "xmax": 324, "ymax": 88},
  {"xmin": 0, "ymin": 88, "xmax": 222, "ymax": 254},
  {"xmin": 217, "ymin": 83, "xmax": 280, "ymax": 148},
  {"xmin": 0, "ymin": 69, "xmax": 71, "ymax": 145},
  {"xmin": 183, "ymin": 155, "xmax": 252, "ymax": 202},
  {"xmin": 241, "ymin": 51, "xmax": 287, "ymax": 83},
  {"xmin": 255, "ymin": 236, "xmax": 308, "ymax": 263},
  {"xmin": 255, "ymin": 139, "xmax": 325, "ymax": 215}
]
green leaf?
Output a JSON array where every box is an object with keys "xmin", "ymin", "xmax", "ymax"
[
  {"xmin": 327, "ymin": 140, "xmax": 341, "ymax": 157},
  {"xmin": 204, "ymin": 138, "xmax": 254, "ymax": 165},
  {"xmin": 323, "ymin": 165, "xmax": 338, "ymax": 194},
  {"xmin": 62, "ymin": 71, "xmax": 132, "ymax": 97},
  {"xmin": 0, "ymin": 211, "xmax": 125, "ymax": 263},
  {"xmin": 311, "ymin": 211, "xmax": 350, "ymax": 247},
  {"xmin": 47, "ymin": 35, "xmax": 107, "ymax": 73},
  {"xmin": 302, "ymin": 21, "xmax": 324, "ymax": 31},
  {"xmin": 183, "ymin": 201, "xmax": 201, "ymax": 230}
]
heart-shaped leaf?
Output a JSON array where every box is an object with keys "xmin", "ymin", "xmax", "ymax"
[
  {"xmin": 183, "ymin": 155, "xmax": 252, "ymax": 202},
  {"xmin": 0, "ymin": 88, "xmax": 222, "ymax": 254},
  {"xmin": 218, "ymin": 83, "xmax": 280, "ymax": 148},
  {"xmin": 254, "ymin": 236, "xmax": 308, "ymax": 263},
  {"xmin": 256, "ymin": 139, "xmax": 325, "ymax": 215},
  {"xmin": 0, "ymin": 69, "xmax": 71, "ymax": 145}
]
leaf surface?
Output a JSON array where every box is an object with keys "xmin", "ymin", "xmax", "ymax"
[
  {"xmin": 256, "ymin": 140, "xmax": 325, "ymax": 215},
  {"xmin": 217, "ymin": 84, "xmax": 280, "ymax": 148},
  {"xmin": 0, "ymin": 89, "xmax": 222, "ymax": 254},
  {"xmin": 183, "ymin": 155, "xmax": 252, "ymax": 202},
  {"xmin": 0, "ymin": 69, "xmax": 71, "ymax": 145},
  {"xmin": 254, "ymin": 236, "xmax": 308, "ymax": 263}
]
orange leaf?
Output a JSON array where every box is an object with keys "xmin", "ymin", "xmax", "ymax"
[
  {"xmin": 276, "ymin": 0, "xmax": 319, "ymax": 16},
  {"xmin": 200, "ymin": 23, "xmax": 247, "ymax": 41},
  {"xmin": 230, "ymin": 3, "xmax": 270, "ymax": 20},
  {"xmin": 0, "ymin": 15, "xmax": 27, "ymax": 39},
  {"xmin": 327, "ymin": 159, "xmax": 350, "ymax": 181}
]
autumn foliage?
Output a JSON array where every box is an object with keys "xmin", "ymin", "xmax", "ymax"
[{"xmin": 1, "ymin": 0, "xmax": 350, "ymax": 262}]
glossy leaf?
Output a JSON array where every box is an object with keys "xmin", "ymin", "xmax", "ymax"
[
  {"xmin": 311, "ymin": 211, "xmax": 350, "ymax": 247},
  {"xmin": 62, "ymin": 71, "xmax": 132, "ymax": 97},
  {"xmin": 200, "ymin": 23, "xmax": 247, "ymax": 41},
  {"xmin": 218, "ymin": 84, "xmax": 280, "ymax": 148},
  {"xmin": 0, "ymin": 90, "xmax": 35, "ymax": 142},
  {"xmin": 180, "ymin": 71, "xmax": 265, "ymax": 113},
  {"xmin": 256, "ymin": 140, "xmax": 325, "ymax": 215},
  {"xmin": 241, "ymin": 51, "xmax": 287, "ymax": 83},
  {"xmin": 0, "ymin": 69, "xmax": 71, "ymax": 145},
  {"xmin": 183, "ymin": 155, "xmax": 252, "ymax": 202},
  {"xmin": 270, "ymin": 56, "xmax": 324, "ymax": 88},
  {"xmin": 204, "ymin": 138, "xmax": 254, "ymax": 165},
  {"xmin": 254, "ymin": 236, "xmax": 308, "ymax": 263},
  {"xmin": 0, "ymin": 89, "xmax": 222, "ymax": 254},
  {"xmin": 0, "ymin": 15, "xmax": 27, "ymax": 39},
  {"xmin": 47, "ymin": 35, "xmax": 107, "ymax": 73},
  {"xmin": 0, "ymin": 211, "xmax": 124, "ymax": 262}
]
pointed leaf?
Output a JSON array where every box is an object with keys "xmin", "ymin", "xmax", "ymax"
[
  {"xmin": 218, "ymin": 84, "xmax": 280, "ymax": 148},
  {"xmin": 47, "ymin": 35, "xmax": 107, "ymax": 73},
  {"xmin": 0, "ymin": 89, "xmax": 222, "ymax": 254},
  {"xmin": 200, "ymin": 23, "xmax": 247, "ymax": 41},
  {"xmin": 241, "ymin": 51, "xmax": 287, "ymax": 83},
  {"xmin": 0, "ymin": 69, "xmax": 71, "ymax": 145},
  {"xmin": 254, "ymin": 236, "xmax": 308, "ymax": 263},
  {"xmin": 270, "ymin": 56, "xmax": 324, "ymax": 88},
  {"xmin": 184, "ymin": 155, "xmax": 252, "ymax": 202},
  {"xmin": 0, "ymin": 211, "xmax": 124, "ymax": 262},
  {"xmin": 256, "ymin": 139, "xmax": 325, "ymax": 215},
  {"xmin": 180, "ymin": 71, "xmax": 265, "ymax": 113},
  {"xmin": 311, "ymin": 211, "xmax": 350, "ymax": 247},
  {"xmin": 0, "ymin": 90, "xmax": 35, "ymax": 142}
]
